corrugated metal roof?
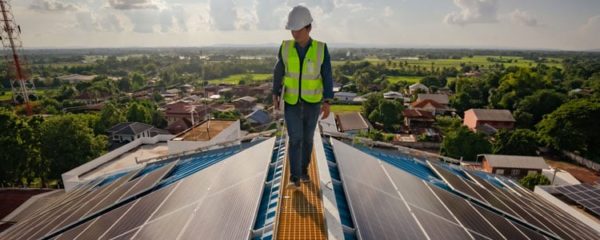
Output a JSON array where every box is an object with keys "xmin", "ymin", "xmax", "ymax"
[{"xmin": 479, "ymin": 154, "xmax": 549, "ymax": 169}]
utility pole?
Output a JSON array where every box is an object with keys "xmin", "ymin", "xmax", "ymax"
[{"xmin": 0, "ymin": 0, "xmax": 35, "ymax": 115}]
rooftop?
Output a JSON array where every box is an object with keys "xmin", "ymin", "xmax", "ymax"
[
  {"xmin": 479, "ymin": 154, "xmax": 549, "ymax": 169},
  {"xmin": 417, "ymin": 93, "xmax": 449, "ymax": 105},
  {"xmin": 335, "ymin": 112, "xmax": 370, "ymax": 132},
  {"xmin": 466, "ymin": 108, "xmax": 516, "ymax": 122},
  {"xmin": 176, "ymin": 120, "xmax": 235, "ymax": 141},
  {"xmin": 2, "ymin": 132, "xmax": 599, "ymax": 240}
]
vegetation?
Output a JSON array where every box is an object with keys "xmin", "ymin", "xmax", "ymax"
[
  {"xmin": 440, "ymin": 126, "xmax": 491, "ymax": 162},
  {"xmin": 519, "ymin": 173, "xmax": 551, "ymax": 190}
]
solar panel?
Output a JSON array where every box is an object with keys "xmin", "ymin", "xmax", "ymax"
[
  {"xmin": 427, "ymin": 185, "xmax": 508, "ymax": 240},
  {"xmin": 556, "ymin": 183, "xmax": 600, "ymax": 217},
  {"xmin": 410, "ymin": 207, "xmax": 472, "ymax": 240},
  {"xmin": 54, "ymin": 220, "xmax": 94, "ymax": 240},
  {"xmin": 117, "ymin": 161, "xmax": 177, "ymax": 202},
  {"xmin": 177, "ymin": 174, "xmax": 266, "ymax": 239},
  {"xmin": 381, "ymin": 164, "xmax": 455, "ymax": 220},
  {"xmin": 94, "ymin": 184, "xmax": 178, "ymax": 239},
  {"xmin": 428, "ymin": 163, "xmax": 487, "ymax": 203},
  {"xmin": 74, "ymin": 200, "xmax": 136, "ymax": 239},
  {"xmin": 132, "ymin": 204, "xmax": 196, "ymax": 240}
]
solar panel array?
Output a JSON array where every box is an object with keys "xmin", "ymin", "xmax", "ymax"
[
  {"xmin": 554, "ymin": 184, "xmax": 600, "ymax": 217},
  {"xmin": 331, "ymin": 138, "xmax": 600, "ymax": 240},
  {"xmin": 0, "ymin": 137, "xmax": 275, "ymax": 240}
]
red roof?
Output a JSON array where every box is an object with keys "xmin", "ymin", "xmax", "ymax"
[
  {"xmin": 411, "ymin": 99, "xmax": 445, "ymax": 109},
  {"xmin": 164, "ymin": 102, "xmax": 207, "ymax": 115},
  {"xmin": 403, "ymin": 109, "xmax": 434, "ymax": 119}
]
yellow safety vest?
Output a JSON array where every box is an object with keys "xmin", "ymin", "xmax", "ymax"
[{"xmin": 281, "ymin": 39, "xmax": 325, "ymax": 104}]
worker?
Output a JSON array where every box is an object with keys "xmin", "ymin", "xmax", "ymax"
[{"xmin": 272, "ymin": 5, "xmax": 334, "ymax": 189}]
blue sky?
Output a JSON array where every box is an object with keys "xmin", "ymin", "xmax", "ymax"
[{"xmin": 12, "ymin": 0, "xmax": 600, "ymax": 50}]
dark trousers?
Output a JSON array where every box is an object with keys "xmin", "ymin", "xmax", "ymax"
[{"xmin": 284, "ymin": 100, "xmax": 321, "ymax": 181}]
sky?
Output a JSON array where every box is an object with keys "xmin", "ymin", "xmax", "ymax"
[{"xmin": 9, "ymin": 0, "xmax": 600, "ymax": 50}]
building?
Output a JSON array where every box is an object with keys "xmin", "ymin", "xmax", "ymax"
[
  {"xmin": 408, "ymin": 83, "xmax": 429, "ymax": 94},
  {"xmin": 57, "ymin": 74, "xmax": 96, "ymax": 84},
  {"xmin": 162, "ymin": 101, "xmax": 208, "ymax": 125},
  {"xmin": 403, "ymin": 109, "xmax": 435, "ymax": 129},
  {"xmin": 383, "ymin": 91, "xmax": 403, "ymax": 100},
  {"xmin": 335, "ymin": 112, "xmax": 371, "ymax": 135},
  {"xmin": 536, "ymin": 184, "xmax": 600, "ymax": 232},
  {"xmin": 232, "ymin": 96, "xmax": 257, "ymax": 114},
  {"xmin": 417, "ymin": 93, "xmax": 449, "ymax": 106},
  {"xmin": 168, "ymin": 120, "xmax": 241, "ymax": 154},
  {"xmin": 478, "ymin": 154, "xmax": 549, "ymax": 178},
  {"xmin": 165, "ymin": 118, "xmax": 194, "ymax": 135},
  {"xmin": 3, "ymin": 132, "xmax": 599, "ymax": 240},
  {"xmin": 107, "ymin": 122, "xmax": 169, "ymax": 143},
  {"xmin": 334, "ymin": 92, "xmax": 357, "ymax": 102},
  {"xmin": 245, "ymin": 109, "xmax": 271, "ymax": 126},
  {"xmin": 410, "ymin": 99, "xmax": 454, "ymax": 115},
  {"xmin": 463, "ymin": 108, "xmax": 516, "ymax": 133}
]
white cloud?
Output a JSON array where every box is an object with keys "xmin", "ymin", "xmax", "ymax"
[
  {"xmin": 580, "ymin": 15, "xmax": 600, "ymax": 33},
  {"xmin": 444, "ymin": 0, "xmax": 498, "ymax": 25},
  {"xmin": 255, "ymin": 0, "xmax": 286, "ymax": 30},
  {"xmin": 109, "ymin": 0, "xmax": 161, "ymax": 10},
  {"xmin": 29, "ymin": 0, "xmax": 80, "ymax": 12},
  {"xmin": 510, "ymin": 9, "xmax": 539, "ymax": 27},
  {"xmin": 75, "ymin": 11, "xmax": 125, "ymax": 32},
  {"xmin": 209, "ymin": 0, "xmax": 237, "ymax": 31},
  {"xmin": 383, "ymin": 6, "xmax": 393, "ymax": 17}
]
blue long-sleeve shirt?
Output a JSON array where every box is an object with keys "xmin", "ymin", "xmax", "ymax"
[{"xmin": 272, "ymin": 39, "xmax": 334, "ymax": 103}]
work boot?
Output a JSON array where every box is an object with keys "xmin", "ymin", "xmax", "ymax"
[
  {"xmin": 300, "ymin": 174, "xmax": 310, "ymax": 183},
  {"xmin": 287, "ymin": 177, "xmax": 301, "ymax": 190}
]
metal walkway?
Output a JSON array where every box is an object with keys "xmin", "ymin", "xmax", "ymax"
[{"xmin": 275, "ymin": 150, "xmax": 327, "ymax": 240}]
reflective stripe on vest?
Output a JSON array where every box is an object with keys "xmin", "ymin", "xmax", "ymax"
[{"xmin": 281, "ymin": 39, "xmax": 325, "ymax": 104}]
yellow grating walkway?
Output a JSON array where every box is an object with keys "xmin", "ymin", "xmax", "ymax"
[{"xmin": 275, "ymin": 150, "xmax": 327, "ymax": 240}]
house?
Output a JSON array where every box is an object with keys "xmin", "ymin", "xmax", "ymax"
[
  {"xmin": 166, "ymin": 118, "xmax": 194, "ymax": 135},
  {"xmin": 57, "ymin": 74, "xmax": 96, "ymax": 84},
  {"xmin": 168, "ymin": 119, "xmax": 241, "ymax": 154},
  {"xmin": 232, "ymin": 96, "xmax": 257, "ymax": 114},
  {"xmin": 245, "ymin": 109, "xmax": 271, "ymax": 126},
  {"xmin": 73, "ymin": 91, "xmax": 111, "ymax": 105},
  {"xmin": 166, "ymin": 88, "xmax": 182, "ymax": 95},
  {"xmin": 409, "ymin": 83, "xmax": 429, "ymax": 95},
  {"xmin": 335, "ymin": 112, "xmax": 371, "ymax": 135},
  {"xmin": 478, "ymin": 154, "xmax": 549, "ymax": 178},
  {"xmin": 410, "ymin": 99, "xmax": 454, "ymax": 115},
  {"xmin": 417, "ymin": 94, "xmax": 449, "ymax": 106},
  {"xmin": 383, "ymin": 91, "xmax": 403, "ymax": 100},
  {"xmin": 334, "ymin": 92, "xmax": 357, "ymax": 102},
  {"xmin": 212, "ymin": 104, "xmax": 236, "ymax": 113},
  {"xmin": 463, "ymin": 109, "xmax": 515, "ymax": 133},
  {"xmin": 163, "ymin": 101, "xmax": 208, "ymax": 125},
  {"xmin": 181, "ymin": 84, "xmax": 194, "ymax": 93},
  {"xmin": 403, "ymin": 109, "xmax": 435, "ymax": 129},
  {"xmin": 107, "ymin": 122, "xmax": 169, "ymax": 143}
]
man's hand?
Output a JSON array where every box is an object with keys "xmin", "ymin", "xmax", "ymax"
[
  {"xmin": 273, "ymin": 95, "xmax": 281, "ymax": 111},
  {"xmin": 321, "ymin": 102, "xmax": 330, "ymax": 119}
]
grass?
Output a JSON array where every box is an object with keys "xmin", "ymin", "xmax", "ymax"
[
  {"xmin": 207, "ymin": 73, "xmax": 272, "ymax": 84},
  {"xmin": 0, "ymin": 89, "xmax": 52, "ymax": 101},
  {"xmin": 386, "ymin": 75, "xmax": 423, "ymax": 84},
  {"xmin": 330, "ymin": 104, "xmax": 362, "ymax": 113}
]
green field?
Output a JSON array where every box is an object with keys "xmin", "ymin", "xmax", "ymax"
[
  {"xmin": 386, "ymin": 75, "xmax": 423, "ymax": 84},
  {"xmin": 330, "ymin": 104, "xmax": 362, "ymax": 113},
  {"xmin": 207, "ymin": 73, "xmax": 272, "ymax": 84},
  {"xmin": 334, "ymin": 55, "xmax": 562, "ymax": 69},
  {"xmin": 0, "ymin": 89, "xmax": 51, "ymax": 101}
]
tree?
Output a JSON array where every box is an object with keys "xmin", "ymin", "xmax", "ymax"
[
  {"xmin": 378, "ymin": 100, "xmax": 403, "ymax": 131},
  {"xmin": 441, "ymin": 126, "xmax": 491, "ymax": 162},
  {"xmin": 39, "ymin": 115, "xmax": 107, "ymax": 184},
  {"xmin": 514, "ymin": 90, "xmax": 566, "ymax": 128},
  {"xmin": 0, "ymin": 109, "xmax": 41, "ymax": 186},
  {"xmin": 519, "ymin": 173, "xmax": 550, "ymax": 190},
  {"xmin": 420, "ymin": 75, "xmax": 447, "ymax": 88},
  {"xmin": 362, "ymin": 93, "xmax": 383, "ymax": 119},
  {"xmin": 127, "ymin": 102, "xmax": 153, "ymax": 124},
  {"xmin": 99, "ymin": 102, "xmax": 126, "ymax": 132},
  {"xmin": 492, "ymin": 129, "xmax": 538, "ymax": 156},
  {"xmin": 536, "ymin": 98, "xmax": 600, "ymax": 161}
]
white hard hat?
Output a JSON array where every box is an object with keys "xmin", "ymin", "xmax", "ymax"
[{"xmin": 285, "ymin": 5, "xmax": 313, "ymax": 31}]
